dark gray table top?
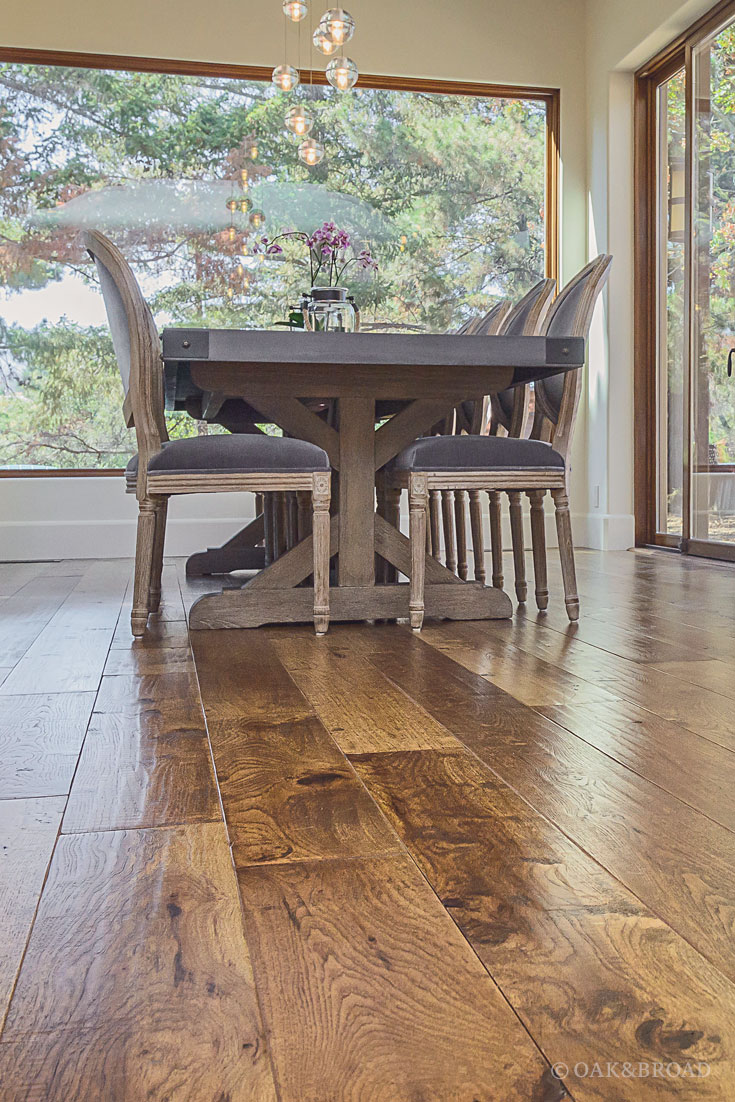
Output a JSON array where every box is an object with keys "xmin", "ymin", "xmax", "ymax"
[{"xmin": 161, "ymin": 328, "xmax": 585, "ymax": 370}]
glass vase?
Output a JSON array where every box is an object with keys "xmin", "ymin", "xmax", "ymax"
[{"xmin": 306, "ymin": 287, "xmax": 356, "ymax": 333}]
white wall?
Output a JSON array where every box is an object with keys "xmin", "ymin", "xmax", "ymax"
[{"xmin": 2, "ymin": 0, "xmax": 724, "ymax": 559}]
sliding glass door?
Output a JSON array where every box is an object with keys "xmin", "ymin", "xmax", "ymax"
[
  {"xmin": 655, "ymin": 69, "xmax": 686, "ymax": 540},
  {"xmin": 642, "ymin": 4, "xmax": 735, "ymax": 559},
  {"xmin": 690, "ymin": 22, "xmax": 735, "ymax": 549}
]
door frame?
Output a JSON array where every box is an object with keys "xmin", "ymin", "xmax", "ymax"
[{"xmin": 634, "ymin": 0, "xmax": 735, "ymax": 558}]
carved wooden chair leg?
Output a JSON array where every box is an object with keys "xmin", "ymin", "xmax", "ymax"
[
  {"xmin": 296, "ymin": 490, "xmax": 312, "ymax": 540},
  {"xmin": 276, "ymin": 493, "xmax": 288, "ymax": 559},
  {"xmin": 468, "ymin": 490, "xmax": 486, "ymax": 583},
  {"xmin": 312, "ymin": 472, "xmax": 332, "ymax": 635},
  {"xmin": 131, "ymin": 498, "xmax": 157, "ymax": 636},
  {"xmin": 429, "ymin": 490, "xmax": 442, "ymax": 562},
  {"xmin": 508, "ymin": 491, "xmax": 528, "ymax": 603},
  {"xmin": 528, "ymin": 490, "xmax": 549, "ymax": 611},
  {"xmin": 454, "ymin": 489, "xmax": 469, "ymax": 580},
  {"xmin": 488, "ymin": 491, "xmax": 503, "ymax": 589},
  {"xmin": 286, "ymin": 492, "xmax": 298, "ymax": 550},
  {"xmin": 425, "ymin": 502, "xmax": 432, "ymax": 555},
  {"xmin": 441, "ymin": 489, "xmax": 458, "ymax": 574},
  {"xmin": 409, "ymin": 474, "xmax": 428, "ymax": 631},
  {"xmin": 552, "ymin": 488, "xmax": 580, "ymax": 621},
  {"xmin": 384, "ymin": 485, "xmax": 401, "ymax": 583},
  {"xmin": 147, "ymin": 497, "xmax": 168, "ymax": 613},
  {"xmin": 263, "ymin": 495, "xmax": 275, "ymax": 566}
]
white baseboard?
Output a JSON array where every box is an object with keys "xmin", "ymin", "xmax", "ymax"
[
  {"xmin": 573, "ymin": 512, "xmax": 635, "ymax": 551},
  {"xmin": 0, "ymin": 516, "xmax": 253, "ymax": 561},
  {"xmin": 0, "ymin": 476, "xmax": 255, "ymax": 561},
  {"xmin": 0, "ymin": 475, "xmax": 635, "ymax": 561},
  {"xmin": 1, "ymin": 510, "xmax": 636, "ymax": 562}
]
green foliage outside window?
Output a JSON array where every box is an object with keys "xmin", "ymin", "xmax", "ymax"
[{"xmin": 0, "ymin": 65, "xmax": 547, "ymax": 469}]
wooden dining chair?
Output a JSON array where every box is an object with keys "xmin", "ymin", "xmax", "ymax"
[
  {"xmin": 434, "ymin": 300, "xmax": 512, "ymax": 580},
  {"xmin": 431, "ymin": 282, "xmax": 555, "ymax": 588},
  {"xmin": 388, "ymin": 255, "xmax": 612, "ymax": 629},
  {"xmin": 468, "ymin": 278, "xmax": 557, "ymax": 595},
  {"xmin": 84, "ymin": 230, "xmax": 332, "ymax": 637},
  {"xmin": 375, "ymin": 303, "xmax": 510, "ymax": 585}
]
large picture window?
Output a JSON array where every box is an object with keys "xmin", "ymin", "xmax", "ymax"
[{"xmin": 0, "ymin": 55, "xmax": 556, "ymax": 472}]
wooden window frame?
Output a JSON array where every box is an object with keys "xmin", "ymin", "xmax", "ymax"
[
  {"xmin": 634, "ymin": 0, "xmax": 735, "ymax": 551},
  {"xmin": 0, "ymin": 46, "xmax": 560, "ymax": 478}
]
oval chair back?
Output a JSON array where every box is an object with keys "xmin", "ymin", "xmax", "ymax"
[
  {"xmin": 462, "ymin": 299, "xmax": 512, "ymax": 337},
  {"xmin": 533, "ymin": 254, "xmax": 613, "ymax": 465},
  {"xmin": 482, "ymin": 277, "xmax": 557, "ymax": 436},
  {"xmin": 451, "ymin": 300, "xmax": 511, "ymax": 434},
  {"xmin": 83, "ymin": 230, "xmax": 167, "ymax": 497}
]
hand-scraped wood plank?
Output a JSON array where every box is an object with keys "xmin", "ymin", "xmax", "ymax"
[
  {"xmin": 102, "ymin": 646, "xmax": 195, "ymax": 676},
  {"xmin": 61, "ymin": 713, "xmax": 220, "ymax": 833},
  {"xmin": 0, "ymin": 562, "xmax": 52, "ymax": 598},
  {"xmin": 0, "ymin": 797, "xmax": 65, "ymax": 1025},
  {"xmin": 269, "ymin": 629, "xmax": 460, "ymax": 754},
  {"xmin": 368, "ymin": 629, "xmax": 735, "ymax": 985},
  {"xmin": 353, "ymin": 748, "xmax": 735, "ymax": 1100},
  {"xmin": 93, "ymin": 672, "xmax": 206, "ymax": 730},
  {"xmin": 0, "ymin": 628, "xmax": 114, "ymax": 696},
  {"xmin": 192, "ymin": 631, "xmax": 401, "ymax": 866},
  {"xmin": 118, "ymin": 562, "xmax": 186, "ymax": 626},
  {"xmin": 421, "ymin": 621, "xmax": 615, "ymax": 707},
  {"xmin": 0, "ymin": 692, "xmax": 93, "ymax": 799},
  {"xmin": 542, "ymin": 699, "xmax": 735, "ymax": 833},
  {"xmin": 0, "ymin": 576, "xmax": 81, "ymax": 668},
  {"xmin": 153, "ymin": 562, "xmax": 187, "ymax": 622},
  {"xmin": 0, "ymin": 1015, "xmax": 276, "ymax": 1102},
  {"xmin": 212, "ymin": 714, "xmax": 400, "ymax": 867},
  {"xmin": 0, "ymin": 692, "xmax": 94, "ymax": 729},
  {"xmin": 0, "ymin": 563, "xmax": 130, "ymax": 696},
  {"xmin": 476, "ymin": 615, "xmax": 735, "ymax": 752},
  {"xmin": 650, "ymin": 658, "xmax": 735, "ymax": 700},
  {"xmin": 237, "ymin": 854, "xmax": 561, "ymax": 1102},
  {"xmin": 34, "ymin": 560, "xmax": 130, "ymax": 631},
  {"xmin": 1, "ymin": 824, "xmax": 277, "ymax": 1099},
  {"xmin": 110, "ymin": 618, "xmax": 191, "ymax": 650},
  {"xmin": 192, "ymin": 630, "xmax": 312, "ymax": 726}
]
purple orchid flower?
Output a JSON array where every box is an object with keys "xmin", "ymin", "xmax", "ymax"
[{"xmin": 246, "ymin": 222, "xmax": 377, "ymax": 287}]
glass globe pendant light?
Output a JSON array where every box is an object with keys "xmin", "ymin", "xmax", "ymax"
[
  {"xmin": 313, "ymin": 25, "xmax": 339, "ymax": 55},
  {"xmin": 298, "ymin": 137, "xmax": 325, "ymax": 166},
  {"xmin": 285, "ymin": 104, "xmax": 314, "ymax": 139},
  {"xmin": 320, "ymin": 8, "xmax": 355, "ymax": 45},
  {"xmin": 272, "ymin": 64, "xmax": 300, "ymax": 91},
  {"xmin": 326, "ymin": 56, "xmax": 358, "ymax": 91},
  {"xmin": 283, "ymin": 0, "xmax": 308, "ymax": 21}
]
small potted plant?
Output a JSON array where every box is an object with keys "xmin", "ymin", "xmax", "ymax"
[{"xmin": 256, "ymin": 222, "xmax": 378, "ymax": 332}]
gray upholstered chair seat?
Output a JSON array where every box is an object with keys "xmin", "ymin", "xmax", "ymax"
[
  {"xmin": 126, "ymin": 434, "xmax": 330, "ymax": 476},
  {"xmin": 391, "ymin": 434, "xmax": 565, "ymax": 472}
]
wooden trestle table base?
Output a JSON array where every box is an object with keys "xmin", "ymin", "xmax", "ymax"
[{"xmin": 161, "ymin": 330, "xmax": 584, "ymax": 629}]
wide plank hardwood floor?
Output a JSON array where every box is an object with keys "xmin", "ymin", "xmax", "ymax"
[{"xmin": 1, "ymin": 548, "xmax": 735, "ymax": 1099}]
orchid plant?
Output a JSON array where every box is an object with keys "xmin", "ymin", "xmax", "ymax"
[{"xmin": 254, "ymin": 221, "xmax": 378, "ymax": 287}]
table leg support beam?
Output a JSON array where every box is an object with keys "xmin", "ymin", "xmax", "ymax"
[{"xmin": 188, "ymin": 581, "xmax": 512, "ymax": 629}]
